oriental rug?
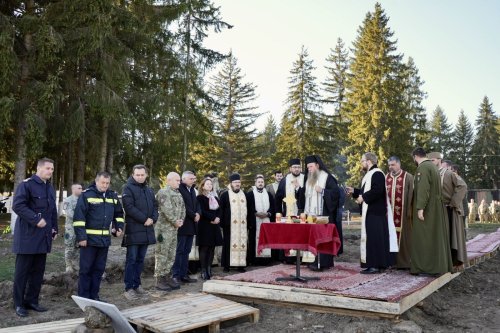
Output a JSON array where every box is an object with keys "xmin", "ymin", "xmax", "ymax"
[
  {"xmin": 466, "ymin": 228, "xmax": 500, "ymax": 255},
  {"xmin": 215, "ymin": 263, "xmax": 434, "ymax": 302}
]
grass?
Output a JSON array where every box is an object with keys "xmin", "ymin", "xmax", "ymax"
[{"xmin": 0, "ymin": 214, "xmax": 66, "ymax": 282}]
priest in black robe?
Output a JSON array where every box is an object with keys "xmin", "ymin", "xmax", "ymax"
[
  {"xmin": 299, "ymin": 155, "xmax": 342, "ymax": 271},
  {"xmin": 246, "ymin": 174, "xmax": 276, "ymax": 266},
  {"xmin": 220, "ymin": 173, "xmax": 249, "ymax": 272},
  {"xmin": 275, "ymin": 158, "xmax": 304, "ymax": 216},
  {"xmin": 346, "ymin": 152, "xmax": 397, "ymax": 274}
]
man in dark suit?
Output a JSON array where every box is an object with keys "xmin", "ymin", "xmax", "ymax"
[
  {"xmin": 12, "ymin": 158, "xmax": 58, "ymax": 317},
  {"xmin": 173, "ymin": 171, "xmax": 201, "ymax": 284}
]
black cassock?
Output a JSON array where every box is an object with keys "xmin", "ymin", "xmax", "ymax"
[
  {"xmin": 274, "ymin": 175, "xmax": 304, "ymax": 215},
  {"xmin": 299, "ymin": 173, "xmax": 343, "ymax": 269},
  {"xmin": 246, "ymin": 190, "xmax": 276, "ymax": 265},
  {"xmin": 352, "ymin": 166, "xmax": 394, "ymax": 269}
]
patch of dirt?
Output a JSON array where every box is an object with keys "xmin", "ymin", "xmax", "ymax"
[{"xmin": 0, "ymin": 227, "xmax": 498, "ymax": 333}]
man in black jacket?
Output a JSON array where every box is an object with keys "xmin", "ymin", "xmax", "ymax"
[
  {"xmin": 122, "ymin": 165, "xmax": 158, "ymax": 300},
  {"xmin": 172, "ymin": 171, "xmax": 201, "ymax": 284},
  {"xmin": 74, "ymin": 172, "xmax": 124, "ymax": 301}
]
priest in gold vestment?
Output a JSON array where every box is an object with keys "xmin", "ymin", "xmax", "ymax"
[{"xmin": 220, "ymin": 173, "xmax": 249, "ymax": 272}]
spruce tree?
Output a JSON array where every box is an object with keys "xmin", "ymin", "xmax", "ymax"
[
  {"xmin": 191, "ymin": 53, "xmax": 260, "ymax": 185},
  {"xmin": 276, "ymin": 46, "xmax": 327, "ymax": 170},
  {"xmin": 470, "ymin": 96, "xmax": 499, "ymax": 189},
  {"xmin": 449, "ymin": 111, "xmax": 474, "ymax": 179},
  {"xmin": 322, "ymin": 38, "xmax": 350, "ymax": 181},
  {"xmin": 429, "ymin": 105, "xmax": 453, "ymax": 156},
  {"xmin": 343, "ymin": 3, "xmax": 412, "ymax": 184},
  {"xmin": 402, "ymin": 57, "xmax": 429, "ymax": 149}
]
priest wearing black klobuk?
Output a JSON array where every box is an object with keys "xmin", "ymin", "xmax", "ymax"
[
  {"xmin": 299, "ymin": 155, "xmax": 343, "ymax": 271},
  {"xmin": 246, "ymin": 174, "xmax": 275, "ymax": 266},
  {"xmin": 220, "ymin": 173, "xmax": 249, "ymax": 272}
]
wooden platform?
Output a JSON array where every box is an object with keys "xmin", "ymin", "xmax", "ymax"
[
  {"xmin": 122, "ymin": 293, "xmax": 259, "ymax": 333},
  {"xmin": 203, "ymin": 271, "xmax": 459, "ymax": 319},
  {"xmin": 0, "ymin": 318, "xmax": 84, "ymax": 333}
]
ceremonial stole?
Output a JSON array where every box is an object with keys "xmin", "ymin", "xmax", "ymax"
[
  {"xmin": 285, "ymin": 173, "xmax": 304, "ymax": 215},
  {"xmin": 386, "ymin": 170, "xmax": 407, "ymax": 245},
  {"xmin": 228, "ymin": 188, "xmax": 248, "ymax": 267},
  {"xmin": 361, "ymin": 168, "xmax": 399, "ymax": 263},
  {"xmin": 253, "ymin": 187, "xmax": 271, "ymax": 258}
]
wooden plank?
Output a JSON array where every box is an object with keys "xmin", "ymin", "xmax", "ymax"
[
  {"xmin": 124, "ymin": 296, "xmax": 232, "ymax": 320},
  {"xmin": 158, "ymin": 306, "xmax": 258, "ymax": 332},
  {"xmin": 135, "ymin": 303, "xmax": 249, "ymax": 327},
  {"xmin": 0, "ymin": 318, "xmax": 84, "ymax": 333},
  {"xmin": 124, "ymin": 295, "xmax": 258, "ymax": 333},
  {"xmin": 203, "ymin": 280, "xmax": 401, "ymax": 314},
  {"xmin": 129, "ymin": 303, "xmax": 239, "ymax": 328},
  {"xmin": 220, "ymin": 294, "xmax": 398, "ymax": 319},
  {"xmin": 398, "ymin": 272, "xmax": 460, "ymax": 314}
]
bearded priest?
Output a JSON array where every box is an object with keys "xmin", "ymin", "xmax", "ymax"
[
  {"xmin": 299, "ymin": 155, "xmax": 342, "ymax": 271},
  {"xmin": 246, "ymin": 174, "xmax": 275, "ymax": 266},
  {"xmin": 220, "ymin": 173, "xmax": 249, "ymax": 273}
]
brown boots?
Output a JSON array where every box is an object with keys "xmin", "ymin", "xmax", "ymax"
[{"xmin": 155, "ymin": 276, "xmax": 172, "ymax": 291}]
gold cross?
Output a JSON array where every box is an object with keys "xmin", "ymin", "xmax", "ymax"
[{"xmin": 283, "ymin": 192, "xmax": 297, "ymax": 217}]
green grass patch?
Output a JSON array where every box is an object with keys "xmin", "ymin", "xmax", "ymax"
[{"xmin": 468, "ymin": 223, "xmax": 500, "ymax": 233}]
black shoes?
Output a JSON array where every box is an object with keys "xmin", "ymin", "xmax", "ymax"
[
  {"xmin": 24, "ymin": 303, "xmax": 48, "ymax": 312},
  {"xmin": 360, "ymin": 267, "xmax": 380, "ymax": 274},
  {"xmin": 15, "ymin": 306, "xmax": 28, "ymax": 317},
  {"xmin": 237, "ymin": 267, "xmax": 246, "ymax": 273},
  {"xmin": 223, "ymin": 267, "xmax": 230, "ymax": 272},
  {"xmin": 181, "ymin": 276, "xmax": 197, "ymax": 283},
  {"xmin": 308, "ymin": 264, "xmax": 324, "ymax": 272},
  {"xmin": 201, "ymin": 270, "xmax": 210, "ymax": 281}
]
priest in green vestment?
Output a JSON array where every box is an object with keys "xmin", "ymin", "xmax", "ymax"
[{"xmin": 410, "ymin": 148, "xmax": 453, "ymax": 276}]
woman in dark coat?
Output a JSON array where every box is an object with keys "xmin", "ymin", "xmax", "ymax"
[{"xmin": 196, "ymin": 178, "xmax": 223, "ymax": 280}]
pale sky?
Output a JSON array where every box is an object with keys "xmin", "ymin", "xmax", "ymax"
[{"xmin": 204, "ymin": 0, "xmax": 500, "ymax": 131}]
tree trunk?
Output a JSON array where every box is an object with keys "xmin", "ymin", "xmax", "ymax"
[
  {"xmin": 182, "ymin": 5, "xmax": 192, "ymax": 172},
  {"xmin": 11, "ymin": 0, "xmax": 35, "ymax": 234},
  {"xmin": 99, "ymin": 118, "xmax": 109, "ymax": 172},
  {"xmin": 106, "ymin": 144, "xmax": 113, "ymax": 174},
  {"xmin": 76, "ymin": 136, "xmax": 85, "ymax": 183},
  {"xmin": 66, "ymin": 142, "xmax": 74, "ymax": 193}
]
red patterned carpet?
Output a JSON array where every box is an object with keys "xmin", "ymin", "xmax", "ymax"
[
  {"xmin": 216, "ymin": 263, "xmax": 434, "ymax": 302},
  {"xmin": 466, "ymin": 228, "xmax": 500, "ymax": 260},
  {"xmin": 215, "ymin": 230, "xmax": 499, "ymax": 302}
]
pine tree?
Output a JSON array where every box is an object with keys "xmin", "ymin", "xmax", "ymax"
[
  {"xmin": 276, "ymin": 46, "xmax": 327, "ymax": 171},
  {"xmin": 323, "ymin": 38, "xmax": 349, "ymax": 115},
  {"xmin": 449, "ymin": 111, "xmax": 474, "ymax": 179},
  {"xmin": 402, "ymin": 57, "xmax": 429, "ymax": 149},
  {"xmin": 191, "ymin": 53, "xmax": 260, "ymax": 185},
  {"xmin": 171, "ymin": 0, "xmax": 232, "ymax": 170},
  {"xmin": 470, "ymin": 96, "xmax": 499, "ymax": 189},
  {"xmin": 343, "ymin": 3, "xmax": 412, "ymax": 184},
  {"xmin": 253, "ymin": 115, "xmax": 279, "ymax": 177},
  {"xmin": 429, "ymin": 105, "xmax": 453, "ymax": 156},
  {"xmin": 322, "ymin": 38, "xmax": 350, "ymax": 181}
]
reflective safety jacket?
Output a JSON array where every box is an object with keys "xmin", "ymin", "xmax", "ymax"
[{"xmin": 73, "ymin": 184, "xmax": 124, "ymax": 247}]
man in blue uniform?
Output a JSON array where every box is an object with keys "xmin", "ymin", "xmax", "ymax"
[
  {"xmin": 12, "ymin": 158, "xmax": 58, "ymax": 317},
  {"xmin": 73, "ymin": 171, "xmax": 124, "ymax": 301}
]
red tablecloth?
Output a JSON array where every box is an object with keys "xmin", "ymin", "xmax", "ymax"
[{"xmin": 257, "ymin": 223, "xmax": 341, "ymax": 256}]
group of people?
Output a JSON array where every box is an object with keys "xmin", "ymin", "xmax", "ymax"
[
  {"xmin": 469, "ymin": 198, "xmax": 500, "ymax": 223},
  {"xmin": 10, "ymin": 147, "xmax": 472, "ymax": 317}
]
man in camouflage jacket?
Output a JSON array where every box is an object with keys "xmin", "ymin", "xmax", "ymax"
[
  {"xmin": 154, "ymin": 172, "xmax": 185, "ymax": 291},
  {"xmin": 63, "ymin": 183, "xmax": 83, "ymax": 273}
]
